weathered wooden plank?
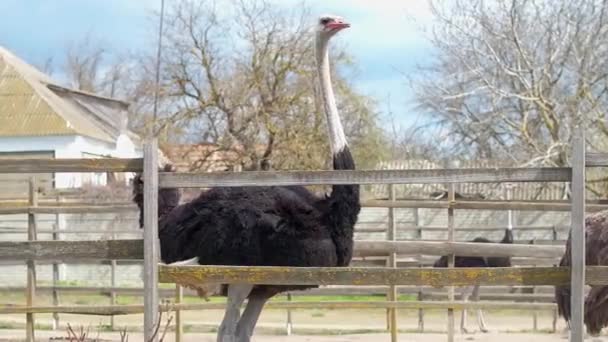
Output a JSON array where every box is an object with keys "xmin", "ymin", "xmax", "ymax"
[
  {"xmin": 159, "ymin": 265, "xmax": 608, "ymax": 287},
  {"xmin": 0, "ymin": 239, "xmax": 561, "ymax": 261},
  {"xmin": 0, "ymin": 158, "xmax": 143, "ymax": 174},
  {"xmin": 353, "ymin": 240, "xmax": 564, "ymax": 258},
  {"xmin": 0, "ymin": 240, "xmax": 143, "ymax": 261},
  {"xmin": 0, "ymin": 300, "xmax": 557, "ymax": 315},
  {"xmin": 0, "ymin": 200, "xmax": 134, "ymax": 208},
  {"xmin": 0, "ymin": 229, "xmax": 140, "ymax": 235},
  {"xmin": 0, "ymin": 205, "xmax": 136, "ymax": 215},
  {"xmin": 159, "ymin": 167, "xmax": 571, "ymax": 188},
  {"xmin": 362, "ymin": 199, "xmax": 608, "ymax": 212},
  {"xmin": 1, "ymin": 199, "xmax": 604, "ymax": 214},
  {"xmin": 0, "ymin": 285, "xmax": 558, "ymax": 302},
  {"xmin": 585, "ymin": 152, "xmax": 608, "ymax": 167},
  {"xmin": 143, "ymin": 140, "xmax": 159, "ymax": 342},
  {"xmin": 570, "ymin": 124, "xmax": 586, "ymax": 342}
]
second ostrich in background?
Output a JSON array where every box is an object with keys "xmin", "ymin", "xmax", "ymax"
[
  {"xmin": 434, "ymin": 228, "xmax": 514, "ymax": 333},
  {"xmin": 133, "ymin": 14, "xmax": 359, "ymax": 342},
  {"xmin": 555, "ymin": 211, "xmax": 608, "ymax": 337}
]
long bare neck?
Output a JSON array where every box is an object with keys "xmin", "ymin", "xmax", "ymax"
[
  {"xmin": 315, "ymin": 31, "xmax": 360, "ymax": 267},
  {"xmin": 316, "ymin": 34, "xmax": 348, "ymax": 157}
]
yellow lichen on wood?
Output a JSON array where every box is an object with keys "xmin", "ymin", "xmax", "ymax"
[{"xmin": 159, "ymin": 265, "xmax": 608, "ymax": 286}]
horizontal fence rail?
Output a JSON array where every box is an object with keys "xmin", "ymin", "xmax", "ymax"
[
  {"xmin": 364, "ymin": 199, "xmax": 608, "ymax": 212},
  {"xmin": 4, "ymin": 199, "xmax": 608, "ymax": 214},
  {"xmin": 0, "ymin": 285, "xmax": 558, "ymax": 299},
  {"xmin": 0, "ymin": 240, "xmax": 143, "ymax": 261},
  {"xmin": 0, "ymin": 239, "xmax": 564, "ymax": 261},
  {"xmin": 0, "ymin": 205, "xmax": 136, "ymax": 215},
  {"xmin": 159, "ymin": 168, "xmax": 572, "ymax": 188},
  {"xmin": 0, "ymin": 158, "xmax": 143, "ymax": 173},
  {"xmin": 159, "ymin": 265, "xmax": 608, "ymax": 287},
  {"xmin": 0, "ymin": 300, "xmax": 556, "ymax": 316},
  {"xmin": 584, "ymin": 152, "xmax": 608, "ymax": 166},
  {"xmin": 353, "ymin": 240, "xmax": 564, "ymax": 258},
  {"xmin": 0, "ymin": 153, "xmax": 602, "ymax": 174}
]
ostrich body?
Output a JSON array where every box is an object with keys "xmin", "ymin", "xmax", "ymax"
[
  {"xmin": 555, "ymin": 211, "xmax": 608, "ymax": 336},
  {"xmin": 133, "ymin": 15, "xmax": 359, "ymax": 342},
  {"xmin": 433, "ymin": 228, "xmax": 514, "ymax": 333}
]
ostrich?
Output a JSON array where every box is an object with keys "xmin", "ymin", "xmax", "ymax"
[
  {"xmin": 555, "ymin": 211, "xmax": 608, "ymax": 337},
  {"xmin": 433, "ymin": 228, "xmax": 514, "ymax": 333},
  {"xmin": 133, "ymin": 15, "xmax": 359, "ymax": 342}
]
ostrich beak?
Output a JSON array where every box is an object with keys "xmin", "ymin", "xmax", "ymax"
[{"xmin": 327, "ymin": 21, "xmax": 350, "ymax": 31}]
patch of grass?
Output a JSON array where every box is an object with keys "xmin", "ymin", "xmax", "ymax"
[
  {"xmin": 34, "ymin": 322, "xmax": 52, "ymax": 330},
  {"xmin": 96, "ymin": 324, "xmax": 113, "ymax": 332},
  {"xmin": 310, "ymin": 311, "xmax": 325, "ymax": 318},
  {"xmin": 0, "ymin": 322, "xmax": 17, "ymax": 329}
]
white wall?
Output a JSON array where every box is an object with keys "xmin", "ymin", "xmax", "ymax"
[{"xmin": 0, "ymin": 134, "xmax": 142, "ymax": 188}]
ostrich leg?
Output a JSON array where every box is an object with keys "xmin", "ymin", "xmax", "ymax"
[
  {"xmin": 459, "ymin": 285, "xmax": 474, "ymax": 334},
  {"xmin": 472, "ymin": 285, "xmax": 489, "ymax": 333},
  {"xmin": 235, "ymin": 292, "xmax": 274, "ymax": 342},
  {"xmin": 217, "ymin": 284, "xmax": 253, "ymax": 342}
]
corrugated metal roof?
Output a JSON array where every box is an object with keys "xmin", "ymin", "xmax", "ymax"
[
  {"xmin": 0, "ymin": 46, "xmax": 140, "ymax": 144},
  {"xmin": 0, "ymin": 57, "xmax": 75, "ymax": 136}
]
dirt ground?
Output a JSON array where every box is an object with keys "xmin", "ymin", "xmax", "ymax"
[
  {"xmin": 0, "ymin": 329, "xmax": 597, "ymax": 342},
  {"xmin": 2, "ymin": 308, "xmax": 607, "ymax": 341}
]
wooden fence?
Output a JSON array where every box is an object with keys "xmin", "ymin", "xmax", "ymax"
[
  {"xmin": 0, "ymin": 125, "xmax": 604, "ymax": 342},
  {"xmin": 0, "ymin": 194, "xmax": 576, "ymax": 334}
]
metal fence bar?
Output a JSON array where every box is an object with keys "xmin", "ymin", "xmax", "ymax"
[{"xmin": 570, "ymin": 124, "xmax": 586, "ymax": 342}]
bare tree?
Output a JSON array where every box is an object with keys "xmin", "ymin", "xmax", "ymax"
[
  {"xmin": 414, "ymin": 0, "xmax": 608, "ymax": 171},
  {"xmin": 64, "ymin": 35, "xmax": 107, "ymax": 92},
  {"xmin": 132, "ymin": 0, "xmax": 387, "ymax": 170}
]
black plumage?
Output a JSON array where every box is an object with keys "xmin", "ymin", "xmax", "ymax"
[
  {"xmin": 555, "ymin": 210, "xmax": 608, "ymax": 336},
  {"xmin": 132, "ymin": 14, "xmax": 358, "ymax": 341},
  {"xmin": 132, "ymin": 148, "xmax": 360, "ymax": 298},
  {"xmin": 433, "ymin": 229, "xmax": 514, "ymax": 268},
  {"xmin": 433, "ymin": 228, "xmax": 514, "ymax": 333}
]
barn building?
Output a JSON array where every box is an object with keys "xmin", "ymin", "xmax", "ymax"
[{"xmin": 0, "ymin": 46, "xmax": 142, "ymax": 195}]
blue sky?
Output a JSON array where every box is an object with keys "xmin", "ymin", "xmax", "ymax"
[{"xmin": 0, "ymin": 0, "xmax": 434, "ymax": 131}]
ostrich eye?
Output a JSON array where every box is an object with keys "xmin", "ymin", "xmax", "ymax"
[{"xmin": 320, "ymin": 18, "xmax": 331, "ymax": 25}]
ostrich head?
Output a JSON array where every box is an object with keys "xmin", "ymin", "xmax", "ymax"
[{"xmin": 316, "ymin": 14, "xmax": 350, "ymax": 38}]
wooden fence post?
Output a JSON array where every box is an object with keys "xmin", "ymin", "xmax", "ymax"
[
  {"xmin": 175, "ymin": 285, "xmax": 183, "ymax": 342},
  {"xmin": 110, "ymin": 261, "xmax": 117, "ymax": 329},
  {"xmin": 143, "ymin": 139, "xmax": 160, "ymax": 342},
  {"xmin": 570, "ymin": 123, "xmax": 586, "ymax": 342},
  {"xmin": 51, "ymin": 222, "xmax": 60, "ymax": 330},
  {"xmin": 415, "ymin": 207, "xmax": 424, "ymax": 332},
  {"xmin": 26, "ymin": 177, "xmax": 38, "ymax": 342},
  {"xmin": 446, "ymin": 181, "xmax": 455, "ymax": 342},
  {"xmin": 385, "ymin": 184, "xmax": 398, "ymax": 342},
  {"xmin": 51, "ymin": 194, "xmax": 61, "ymax": 330},
  {"xmin": 551, "ymin": 225, "xmax": 558, "ymax": 333}
]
